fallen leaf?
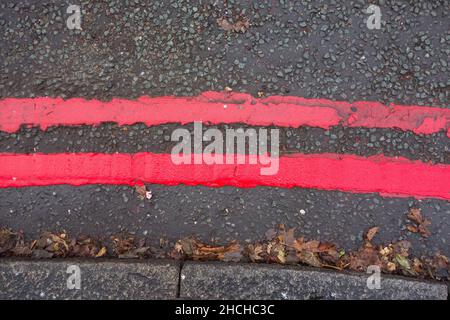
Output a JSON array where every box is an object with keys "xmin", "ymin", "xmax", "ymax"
[
  {"xmin": 365, "ymin": 227, "xmax": 379, "ymax": 243},
  {"xmin": 393, "ymin": 240, "xmax": 411, "ymax": 257},
  {"xmin": 216, "ymin": 242, "xmax": 242, "ymax": 262},
  {"xmin": 285, "ymin": 228, "xmax": 296, "ymax": 247},
  {"xmin": 379, "ymin": 246, "xmax": 393, "ymax": 258},
  {"xmin": 432, "ymin": 253, "xmax": 449, "ymax": 269},
  {"xmin": 217, "ymin": 17, "xmax": 250, "ymax": 33},
  {"xmin": 412, "ymin": 258, "xmax": 423, "ymax": 274},
  {"xmin": 407, "ymin": 208, "xmax": 422, "ymax": 224},
  {"xmin": 297, "ymin": 251, "xmax": 322, "ymax": 268},
  {"xmin": 112, "ymin": 235, "xmax": 136, "ymax": 256},
  {"xmin": 247, "ymin": 244, "xmax": 264, "ymax": 262},
  {"xmin": 317, "ymin": 242, "xmax": 336, "ymax": 253},
  {"xmin": 386, "ymin": 261, "xmax": 396, "ymax": 272},
  {"xmin": 0, "ymin": 228, "xmax": 21, "ymax": 254},
  {"xmin": 276, "ymin": 245, "xmax": 286, "ymax": 264},
  {"xmin": 135, "ymin": 185, "xmax": 147, "ymax": 200},
  {"xmin": 407, "ymin": 208, "xmax": 431, "ymax": 237},
  {"xmin": 349, "ymin": 246, "xmax": 381, "ymax": 271},
  {"xmin": 302, "ymin": 240, "xmax": 320, "ymax": 252}
]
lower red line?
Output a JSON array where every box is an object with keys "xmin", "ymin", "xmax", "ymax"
[{"xmin": 0, "ymin": 153, "xmax": 449, "ymax": 200}]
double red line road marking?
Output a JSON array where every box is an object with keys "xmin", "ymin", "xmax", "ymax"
[{"xmin": 0, "ymin": 91, "xmax": 449, "ymax": 200}]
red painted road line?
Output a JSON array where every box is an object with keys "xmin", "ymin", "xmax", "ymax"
[
  {"xmin": 1, "ymin": 92, "xmax": 449, "ymax": 136},
  {"xmin": 0, "ymin": 153, "xmax": 449, "ymax": 200}
]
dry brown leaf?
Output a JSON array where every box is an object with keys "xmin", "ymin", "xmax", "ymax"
[
  {"xmin": 112, "ymin": 235, "xmax": 136, "ymax": 256},
  {"xmin": 393, "ymin": 240, "xmax": 411, "ymax": 257},
  {"xmin": 275, "ymin": 244, "xmax": 286, "ymax": 264},
  {"xmin": 349, "ymin": 246, "xmax": 381, "ymax": 271},
  {"xmin": 33, "ymin": 232, "xmax": 71, "ymax": 257},
  {"xmin": 432, "ymin": 253, "xmax": 449, "ymax": 269},
  {"xmin": 292, "ymin": 237, "xmax": 304, "ymax": 251},
  {"xmin": 386, "ymin": 261, "xmax": 397, "ymax": 272},
  {"xmin": 412, "ymin": 258, "xmax": 423, "ymax": 274},
  {"xmin": 365, "ymin": 227, "xmax": 379, "ymax": 243},
  {"xmin": 175, "ymin": 238, "xmax": 243, "ymax": 262},
  {"xmin": 217, "ymin": 17, "xmax": 250, "ymax": 33},
  {"xmin": 302, "ymin": 240, "xmax": 320, "ymax": 252},
  {"xmin": 214, "ymin": 242, "xmax": 242, "ymax": 261},
  {"xmin": 247, "ymin": 244, "xmax": 264, "ymax": 262},
  {"xmin": 407, "ymin": 208, "xmax": 422, "ymax": 224},
  {"xmin": 0, "ymin": 228, "xmax": 21, "ymax": 254},
  {"xmin": 135, "ymin": 185, "xmax": 147, "ymax": 200},
  {"xmin": 379, "ymin": 246, "xmax": 393, "ymax": 258},
  {"xmin": 285, "ymin": 228, "xmax": 296, "ymax": 247},
  {"xmin": 407, "ymin": 208, "xmax": 431, "ymax": 237},
  {"xmin": 406, "ymin": 225, "xmax": 419, "ymax": 233},
  {"xmin": 317, "ymin": 242, "xmax": 336, "ymax": 253},
  {"xmin": 297, "ymin": 251, "xmax": 322, "ymax": 268}
]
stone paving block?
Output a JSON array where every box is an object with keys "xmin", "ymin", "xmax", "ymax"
[
  {"xmin": 180, "ymin": 261, "xmax": 447, "ymax": 300},
  {"xmin": 0, "ymin": 259, "xmax": 180, "ymax": 300}
]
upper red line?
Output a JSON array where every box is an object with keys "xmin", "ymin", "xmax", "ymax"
[{"xmin": 0, "ymin": 91, "xmax": 449, "ymax": 136}]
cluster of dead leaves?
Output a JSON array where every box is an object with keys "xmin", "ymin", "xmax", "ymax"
[
  {"xmin": 173, "ymin": 226, "xmax": 343, "ymax": 270},
  {"xmin": 32, "ymin": 232, "xmax": 107, "ymax": 259},
  {"xmin": 246, "ymin": 226, "xmax": 340, "ymax": 269},
  {"xmin": 217, "ymin": 16, "xmax": 250, "ymax": 33},
  {"xmin": 0, "ymin": 228, "xmax": 28, "ymax": 256},
  {"xmin": 173, "ymin": 237, "xmax": 243, "ymax": 262},
  {"xmin": 0, "ymin": 228, "xmax": 167, "ymax": 260},
  {"xmin": 406, "ymin": 208, "xmax": 431, "ymax": 237},
  {"xmin": 1, "ymin": 223, "xmax": 449, "ymax": 281},
  {"xmin": 172, "ymin": 227, "xmax": 339, "ymax": 269},
  {"xmin": 345, "ymin": 227, "xmax": 421, "ymax": 276},
  {"xmin": 172, "ymin": 225, "xmax": 449, "ymax": 280},
  {"xmin": 0, "ymin": 228, "xmax": 106, "ymax": 259},
  {"xmin": 111, "ymin": 234, "xmax": 153, "ymax": 259}
]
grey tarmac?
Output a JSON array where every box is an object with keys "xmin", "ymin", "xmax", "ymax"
[
  {"xmin": 1, "ymin": 185, "xmax": 449, "ymax": 259},
  {"xmin": 0, "ymin": 0, "xmax": 449, "ymax": 295}
]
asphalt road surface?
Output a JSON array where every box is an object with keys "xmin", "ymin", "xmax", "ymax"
[{"xmin": 0, "ymin": 1, "xmax": 449, "ymax": 261}]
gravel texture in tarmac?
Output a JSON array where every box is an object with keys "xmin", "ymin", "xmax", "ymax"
[
  {"xmin": 1, "ymin": 184, "xmax": 449, "ymax": 259},
  {"xmin": 0, "ymin": 0, "xmax": 449, "ymax": 271},
  {"xmin": 0, "ymin": 0, "xmax": 448, "ymax": 106},
  {"xmin": 0, "ymin": 123, "xmax": 449, "ymax": 164}
]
